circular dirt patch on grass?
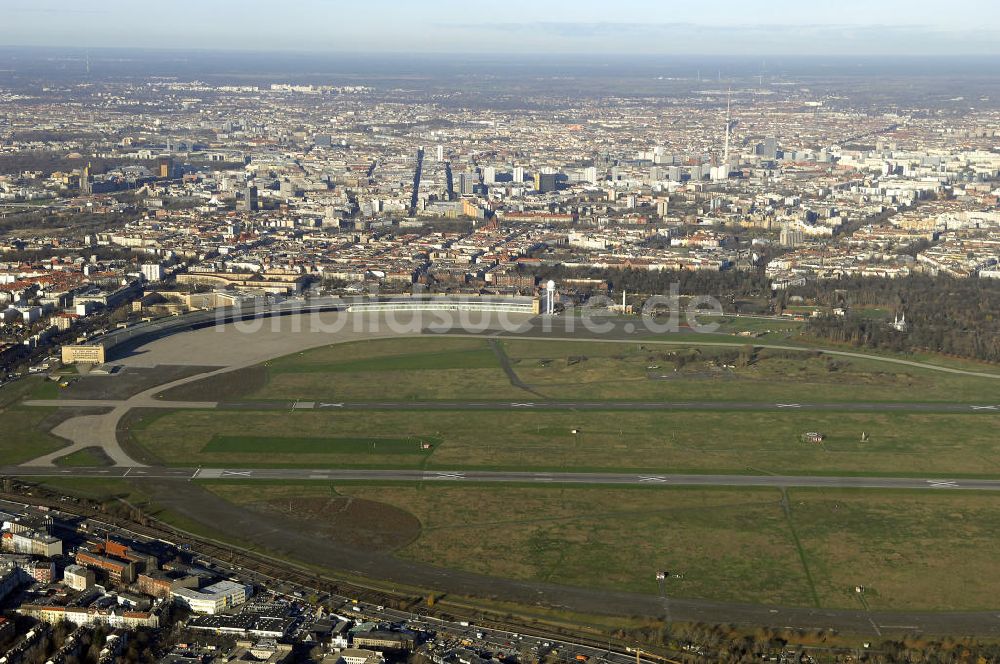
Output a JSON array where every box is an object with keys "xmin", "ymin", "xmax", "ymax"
[{"xmin": 249, "ymin": 496, "xmax": 421, "ymax": 552}]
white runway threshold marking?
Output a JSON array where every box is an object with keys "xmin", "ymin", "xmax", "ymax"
[
  {"xmin": 639, "ymin": 476, "xmax": 669, "ymax": 483},
  {"xmin": 193, "ymin": 468, "xmax": 229, "ymax": 479},
  {"xmin": 428, "ymin": 472, "xmax": 465, "ymax": 480},
  {"xmin": 221, "ymin": 470, "xmax": 253, "ymax": 477},
  {"xmin": 511, "ymin": 402, "xmax": 535, "ymax": 408}
]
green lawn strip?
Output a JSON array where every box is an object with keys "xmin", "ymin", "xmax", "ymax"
[
  {"xmin": 132, "ymin": 408, "xmax": 1000, "ymax": 477},
  {"xmin": 254, "ymin": 367, "xmax": 524, "ymax": 401},
  {"xmin": 204, "ymin": 435, "xmax": 438, "ymax": 455},
  {"xmin": 274, "ymin": 347, "xmax": 500, "ymax": 373},
  {"xmin": 0, "ymin": 379, "xmax": 70, "ymax": 464},
  {"xmin": 0, "ymin": 408, "xmax": 68, "ymax": 465},
  {"xmin": 31, "ymin": 478, "xmax": 146, "ymax": 504},
  {"xmin": 264, "ymin": 336, "xmax": 491, "ymax": 371},
  {"xmin": 0, "ymin": 376, "xmax": 60, "ymax": 408},
  {"xmin": 53, "ymin": 447, "xmax": 113, "ymax": 467}
]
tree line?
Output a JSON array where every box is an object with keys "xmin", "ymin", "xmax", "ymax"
[
  {"xmin": 792, "ymin": 274, "xmax": 1000, "ymax": 363},
  {"xmin": 523, "ymin": 265, "xmax": 772, "ymax": 299},
  {"xmin": 525, "ymin": 265, "xmax": 1000, "ymax": 364}
]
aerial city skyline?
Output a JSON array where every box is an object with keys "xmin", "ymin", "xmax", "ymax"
[{"xmin": 0, "ymin": 2, "xmax": 999, "ymax": 662}]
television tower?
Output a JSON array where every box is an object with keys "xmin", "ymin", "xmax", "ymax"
[{"xmin": 723, "ymin": 90, "xmax": 731, "ymax": 172}]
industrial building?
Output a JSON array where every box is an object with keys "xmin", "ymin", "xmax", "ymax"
[
  {"xmin": 63, "ymin": 564, "xmax": 96, "ymax": 591},
  {"xmin": 351, "ymin": 631, "xmax": 416, "ymax": 652},
  {"xmin": 75, "ymin": 550, "xmax": 137, "ymax": 584},
  {"xmin": 172, "ymin": 579, "xmax": 252, "ymax": 614},
  {"xmin": 137, "ymin": 570, "xmax": 200, "ymax": 599}
]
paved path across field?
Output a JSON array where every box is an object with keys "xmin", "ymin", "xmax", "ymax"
[
  {"xmin": 24, "ymin": 397, "xmax": 1000, "ymax": 414},
  {"xmin": 3, "ymin": 465, "xmax": 995, "ymax": 492}
]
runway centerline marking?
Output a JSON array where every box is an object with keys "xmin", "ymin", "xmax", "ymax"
[
  {"xmin": 511, "ymin": 402, "xmax": 535, "ymax": 408},
  {"xmin": 639, "ymin": 476, "xmax": 669, "ymax": 483},
  {"xmin": 221, "ymin": 470, "xmax": 253, "ymax": 477},
  {"xmin": 776, "ymin": 403, "xmax": 802, "ymax": 408},
  {"xmin": 927, "ymin": 480, "xmax": 959, "ymax": 488}
]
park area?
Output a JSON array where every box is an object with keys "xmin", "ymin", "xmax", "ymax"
[
  {"xmin": 6, "ymin": 331, "xmax": 1000, "ymax": 613},
  {"xmin": 128, "ymin": 407, "xmax": 1000, "ymax": 476},
  {"xmin": 160, "ymin": 334, "xmax": 1000, "ymax": 404},
  {"xmin": 125, "ymin": 335, "xmax": 1000, "ymax": 474},
  {"xmin": 201, "ymin": 480, "xmax": 1000, "ymax": 611}
]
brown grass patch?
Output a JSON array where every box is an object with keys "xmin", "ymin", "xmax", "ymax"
[{"xmin": 246, "ymin": 495, "xmax": 422, "ymax": 552}]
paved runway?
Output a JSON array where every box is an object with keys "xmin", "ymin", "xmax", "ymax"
[
  {"xmin": 25, "ymin": 397, "xmax": 1000, "ymax": 413},
  {"xmin": 4, "ymin": 465, "xmax": 996, "ymax": 491}
]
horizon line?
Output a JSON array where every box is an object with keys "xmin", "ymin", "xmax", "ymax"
[{"xmin": 2, "ymin": 44, "xmax": 1000, "ymax": 59}]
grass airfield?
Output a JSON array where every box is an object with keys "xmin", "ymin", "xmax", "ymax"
[
  {"xmin": 10, "ymin": 327, "xmax": 1000, "ymax": 612},
  {"xmin": 131, "ymin": 336, "xmax": 1000, "ymax": 477}
]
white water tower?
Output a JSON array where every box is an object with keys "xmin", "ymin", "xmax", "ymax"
[{"xmin": 545, "ymin": 280, "xmax": 556, "ymax": 315}]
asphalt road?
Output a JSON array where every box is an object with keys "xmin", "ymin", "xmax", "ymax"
[
  {"xmin": 3, "ymin": 465, "xmax": 996, "ymax": 491},
  {"xmin": 25, "ymin": 397, "xmax": 1000, "ymax": 413}
]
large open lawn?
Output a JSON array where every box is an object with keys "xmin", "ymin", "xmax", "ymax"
[
  {"xmin": 161, "ymin": 335, "xmax": 1000, "ymax": 404},
  {"xmin": 131, "ymin": 407, "xmax": 1000, "ymax": 476},
  {"xmin": 202, "ymin": 481, "xmax": 1000, "ymax": 611},
  {"xmin": 500, "ymin": 339, "xmax": 1000, "ymax": 402},
  {"xmin": 253, "ymin": 336, "xmax": 526, "ymax": 401},
  {"xmin": 0, "ymin": 378, "xmax": 70, "ymax": 465}
]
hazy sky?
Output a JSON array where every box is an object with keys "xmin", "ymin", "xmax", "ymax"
[{"xmin": 3, "ymin": 0, "xmax": 999, "ymax": 55}]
